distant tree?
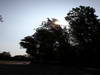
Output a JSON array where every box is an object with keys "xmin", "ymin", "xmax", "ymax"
[
  {"xmin": 0, "ymin": 15, "xmax": 3, "ymax": 22},
  {"xmin": 13, "ymin": 55, "xmax": 30, "ymax": 60},
  {"xmin": 65, "ymin": 6, "xmax": 100, "ymax": 64},
  {"xmin": 0, "ymin": 51, "xmax": 11, "ymax": 59},
  {"xmin": 20, "ymin": 18, "xmax": 70, "ymax": 63}
]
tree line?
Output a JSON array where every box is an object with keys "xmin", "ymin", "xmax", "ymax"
[
  {"xmin": 0, "ymin": 51, "xmax": 31, "ymax": 61},
  {"xmin": 19, "ymin": 6, "xmax": 100, "ymax": 65}
]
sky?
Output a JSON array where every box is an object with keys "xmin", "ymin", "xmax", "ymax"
[{"xmin": 0, "ymin": 0, "xmax": 100, "ymax": 56}]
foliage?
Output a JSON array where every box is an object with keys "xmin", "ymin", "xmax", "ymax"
[
  {"xmin": 20, "ymin": 18, "xmax": 70, "ymax": 63},
  {"xmin": 13, "ymin": 55, "xmax": 31, "ymax": 61},
  {"xmin": 0, "ymin": 51, "xmax": 11, "ymax": 59},
  {"xmin": 0, "ymin": 15, "xmax": 3, "ymax": 22},
  {"xmin": 65, "ymin": 6, "xmax": 100, "ymax": 64},
  {"xmin": 20, "ymin": 6, "xmax": 100, "ymax": 65}
]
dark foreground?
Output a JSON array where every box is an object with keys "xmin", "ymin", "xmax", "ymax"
[{"xmin": 0, "ymin": 64, "xmax": 100, "ymax": 75}]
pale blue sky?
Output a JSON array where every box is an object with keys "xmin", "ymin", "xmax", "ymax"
[{"xmin": 0, "ymin": 0, "xmax": 100, "ymax": 56}]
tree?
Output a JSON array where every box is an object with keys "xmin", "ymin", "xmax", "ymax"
[
  {"xmin": 0, "ymin": 15, "xmax": 3, "ymax": 22},
  {"xmin": 13, "ymin": 55, "xmax": 31, "ymax": 60},
  {"xmin": 0, "ymin": 51, "xmax": 11, "ymax": 59},
  {"xmin": 65, "ymin": 6, "xmax": 100, "ymax": 64},
  {"xmin": 20, "ymin": 18, "xmax": 70, "ymax": 63}
]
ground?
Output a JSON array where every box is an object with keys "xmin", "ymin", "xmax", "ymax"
[
  {"xmin": 0, "ymin": 60, "xmax": 100, "ymax": 75},
  {"xmin": 0, "ymin": 60, "xmax": 30, "ymax": 64}
]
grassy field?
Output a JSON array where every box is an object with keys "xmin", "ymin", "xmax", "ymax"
[
  {"xmin": 0, "ymin": 60, "xmax": 100, "ymax": 75},
  {"xmin": 0, "ymin": 60, "xmax": 30, "ymax": 64}
]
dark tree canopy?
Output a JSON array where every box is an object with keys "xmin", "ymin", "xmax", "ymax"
[
  {"xmin": 20, "ymin": 6, "xmax": 100, "ymax": 65},
  {"xmin": 65, "ymin": 6, "xmax": 100, "ymax": 49},
  {"xmin": 65, "ymin": 6, "xmax": 100, "ymax": 64},
  {"xmin": 0, "ymin": 51, "xmax": 11, "ymax": 59},
  {"xmin": 20, "ymin": 18, "xmax": 70, "ymax": 63}
]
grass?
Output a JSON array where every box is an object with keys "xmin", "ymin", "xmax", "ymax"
[
  {"xmin": 0, "ymin": 60, "xmax": 30, "ymax": 64},
  {"xmin": 0, "ymin": 60, "xmax": 100, "ymax": 75}
]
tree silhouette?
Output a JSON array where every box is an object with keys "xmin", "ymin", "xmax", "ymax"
[
  {"xmin": 0, "ymin": 51, "xmax": 11, "ymax": 59},
  {"xmin": 20, "ymin": 18, "xmax": 70, "ymax": 63},
  {"xmin": 20, "ymin": 6, "xmax": 100, "ymax": 65},
  {"xmin": 0, "ymin": 15, "xmax": 3, "ymax": 22},
  {"xmin": 65, "ymin": 6, "xmax": 100, "ymax": 64}
]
